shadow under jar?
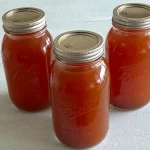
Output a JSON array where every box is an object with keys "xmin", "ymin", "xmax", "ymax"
[
  {"xmin": 51, "ymin": 31, "xmax": 110, "ymax": 149},
  {"xmin": 1, "ymin": 8, "xmax": 53, "ymax": 111},
  {"xmin": 105, "ymin": 3, "xmax": 150, "ymax": 110}
]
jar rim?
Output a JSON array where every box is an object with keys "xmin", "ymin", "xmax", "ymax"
[
  {"xmin": 54, "ymin": 30, "xmax": 104, "ymax": 63},
  {"xmin": 2, "ymin": 7, "xmax": 46, "ymax": 34},
  {"xmin": 112, "ymin": 3, "xmax": 150, "ymax": 30}
]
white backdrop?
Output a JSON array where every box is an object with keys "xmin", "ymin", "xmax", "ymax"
[
  {"xmin": 0, "ymin": 1, "xmax": 150, "ymax": 150},
  {"xmin": 0, "ymin": 0, "xmax": 150, "ymax": 36}
]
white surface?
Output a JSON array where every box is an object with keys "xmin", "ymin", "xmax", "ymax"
[{"xmin": 0, "ymin": 0, "xmax": 150, "ymax": 150}]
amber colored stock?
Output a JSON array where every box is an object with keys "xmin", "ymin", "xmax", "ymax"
[
  {"xmin": 105, "ymin": 26, "xmax": 150, "ymax": 109},
  {"xmin": 51, "ymin": 57, "xmax": 110, "ymax": 149},
  {"xmin": 2, "ymin": 28, "xmax": 53, "ymax": 111}
]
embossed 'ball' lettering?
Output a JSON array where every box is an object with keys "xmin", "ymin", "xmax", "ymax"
[
  {"xmin": 89, "ymin": 99, "xmax": 99, "ymax": 109},
  {"xmin": 68, "ymin": 102, "xmax": 76, "ymax": 108},
  {"xmin": 65, "ymin": 108, "xmax": 73, "ymax": 117},
  {"xmin": 31, "ymin": 65, "xmax": 38, "ymax": 78},
  {"xmin": 14, "ymin": 68, "xmax": 25, "ymax": 81},
  {"xmin": 82, "ymin": 102, "xmax": 91, "ymax": 112},
  {"xmin": 74, "ymin": 107, "xmax": 82, "ymax": 115}
]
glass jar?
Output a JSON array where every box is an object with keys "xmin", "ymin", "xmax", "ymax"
[
  {"xmin": 1, "ymin": 8, "xmax": 53, "ymax": 111},
  {"xmin": 105, "ymin": 3, "xmax": 150, "ymax": 109},
  {"xmin": 51, "ymin": 31, "xmax": 110, "ymax": 149}
]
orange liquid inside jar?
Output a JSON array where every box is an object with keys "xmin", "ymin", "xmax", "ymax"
[
  {"xmin": 1, "ymin": 8, "xmax": 53, "ymax": 111},
  {"xmin": 51, "ymin": 31, "xmax": 110, "ymax": 148},
  {"xmin": 105, "ymin": 3, "xmax": 150, "ymax": 109}
]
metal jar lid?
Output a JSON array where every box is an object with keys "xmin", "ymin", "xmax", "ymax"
[
  {"xmin": 112, "ymin": 3, "xmax": 150, "ymax": 29},
  {"xmin": 2, "ymin": 7, "xmax": 46, "ymax": 34},
  {"xmin": 54, "ymin": 30, "xmax": 104, "ymax": 63}
]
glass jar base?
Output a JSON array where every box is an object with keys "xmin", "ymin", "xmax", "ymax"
[
  {"xmin": 110, "ymin": 101, "xmax": 150, "ymax": 111},
  {"xmin": 13, "ymin": 103, "xmax": 50, "ymax": 112}
]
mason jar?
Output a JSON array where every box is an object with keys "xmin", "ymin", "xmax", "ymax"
[
  {"xmin": 1, "ymin": 7, "xmax": 53, "ymax": 111},
  {"xmin": 51, "ymin": 30, "xmax": 110, "ymax": 148},
  {"xmin": 105, "ymin": 3, "xmax": 150, "ymax": 109}
]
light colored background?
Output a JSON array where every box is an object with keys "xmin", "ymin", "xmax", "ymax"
[{"xmin": 0, "ymin": 0, "xmax": 150, "ymax": 150}]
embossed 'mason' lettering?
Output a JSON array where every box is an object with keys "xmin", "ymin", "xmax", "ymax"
[
  {"xmin": 66, "ymin": 129, "xmax": 92, "ymax": 136},
  {"xmin": 61, "ymin": 99, "xmax": 99, "ymax": 119},
  {"xmin": 121, "ymin": 92, "xmax": 144, "ymax": 98}
]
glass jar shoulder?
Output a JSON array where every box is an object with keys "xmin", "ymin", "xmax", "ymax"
[
  {"xmin": 2, "ymin": 29, "xmax": 52, "ymax": 50},
  {"xmin": 51, "ymin": 57, "xmax": 109, "ymax": 89},
  {"xmin": 106, "ymin": 27, "xmax": 150, "ymax": 42},
  {"xmin": 2, "ymin": 30, "xmax": 53, "ymax": 61},
  {"xmin": 106, "ymin": 27, "xmax": 150, "ymax": 55}
]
